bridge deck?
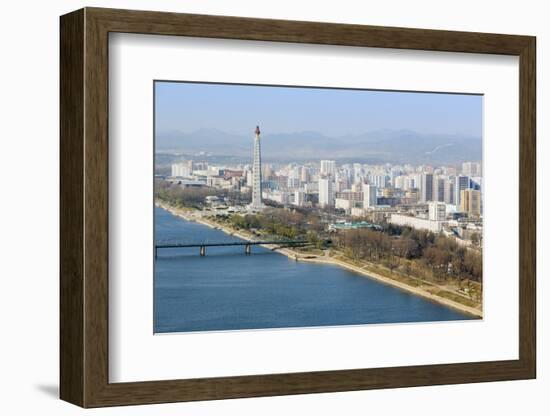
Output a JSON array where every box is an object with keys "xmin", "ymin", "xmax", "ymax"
[{"xmin": 155, "ymin": 240, "xmax": 308, "ymax": 249}]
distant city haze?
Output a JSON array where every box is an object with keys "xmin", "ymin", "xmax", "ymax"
[{"xmin": 155, "ymin": 81, "xmax": 482, "ymax": 164}]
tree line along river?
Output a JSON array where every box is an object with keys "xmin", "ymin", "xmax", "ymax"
[{"xmin": 154, "ymin": 206, "xmax": 474, "ymax": 333}]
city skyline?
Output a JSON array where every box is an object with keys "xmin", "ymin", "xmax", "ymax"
[
  {"xmin": 158, "ymin": 134, "xmax": 484, "ymax": 327},
  {"xmin": 154, "ymin": 81, "xmax": 485, "ymax": 333}
]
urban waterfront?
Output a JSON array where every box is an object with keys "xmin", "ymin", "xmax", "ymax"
[{"xmin": 154, "ymin": 206, "xmax": 474, "ymax": 333}]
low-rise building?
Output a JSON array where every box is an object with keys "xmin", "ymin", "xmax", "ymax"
[
  {"xmin": 335, "ymin": 198, "xmax": 353, "ymax": 211},
  {"xmin": 171, "ymin": 161, "xmax": 193, "ymax": 177},
  {"xmin": 428, "ymin": 201, "xmax": 447, "ymax": 221},
  {"xmin": 389, "ymin": 213, "xmax": 444, "ymax": 233},
  {"xmin": 328, "ymin": 221, "xmax": 382, "ymax": 231},
  {"xmin": 166, "ymin": 178, "xmax": 205, "ymax": 188},
  {"xmin": 263, "ymin": 190, "xmax": 290, "ymax": 205},
  {"xmin": 292, "ymin": 190, "xmax": 306, "ymax": 207}
]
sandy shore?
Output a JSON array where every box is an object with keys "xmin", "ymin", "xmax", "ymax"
[
  {"xmin": 155, "ymin": 201, "xmax": 482, "ymax": 318},
  {"xmin": 295, "ymin": 255, "xmax": 482, "ymax": 318}
]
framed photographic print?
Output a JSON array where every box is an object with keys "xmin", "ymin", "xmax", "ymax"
[{"xmin": 60, "ymin": 7, "xmax": 536, "ymax": 407}]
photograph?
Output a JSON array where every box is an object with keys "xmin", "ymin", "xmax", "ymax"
[{"xmin": 153, "ymin": 81, "xmax": 484, "ymax": 333}]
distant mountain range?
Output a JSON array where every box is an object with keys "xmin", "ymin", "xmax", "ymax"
[{"xmin": 155, "ymin": 128, "xmax": 482, "ymax": 165}]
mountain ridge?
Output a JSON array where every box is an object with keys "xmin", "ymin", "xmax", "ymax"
[{"xmin": 156, "ymin": 128, "xmax": 482, "ymax": 164}]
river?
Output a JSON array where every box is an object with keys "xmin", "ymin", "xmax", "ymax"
[{"xmin": 154, "ymin": 206, "xmax": 473, "ymax": 333}]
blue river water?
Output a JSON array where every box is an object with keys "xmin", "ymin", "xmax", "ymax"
[{"xmin": 154, "ymin": 206, "xmax": 474, "ymax": 333}]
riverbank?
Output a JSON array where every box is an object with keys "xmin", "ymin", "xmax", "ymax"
[
  {"xmin": 155, "ymin": 200, "xmax": 482, "ymax": 318},
  {"xmin": 297, "ymin": 255, "xmax": 482, "ymax": 318}
]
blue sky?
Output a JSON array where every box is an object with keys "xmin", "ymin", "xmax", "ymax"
[{"xmin": 155, "ymin": 81, "xmax": 482, "ymax": 138}]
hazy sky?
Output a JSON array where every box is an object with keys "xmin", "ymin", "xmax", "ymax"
[{"xmin": 155, "ymin": 81, "xmax": 482, "ymax": 138}]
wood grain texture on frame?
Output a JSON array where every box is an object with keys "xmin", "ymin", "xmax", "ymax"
[{"xmin": 60, "ymin": 7, "xmax": 536, "ymax": 408}]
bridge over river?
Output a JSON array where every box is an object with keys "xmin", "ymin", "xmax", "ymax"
[{"xmin": 154, "ymin": 239, "xmax": 311, "ymax": 257}]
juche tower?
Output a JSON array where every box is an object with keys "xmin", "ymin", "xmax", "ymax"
[{"xmin": 249, "ymin": 125, "xmax": 265, "ymax": 211}]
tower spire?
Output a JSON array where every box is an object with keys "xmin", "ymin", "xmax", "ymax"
[{"xmin": 248, "ymin": 125, "xmax": 265, "ymax": 211}]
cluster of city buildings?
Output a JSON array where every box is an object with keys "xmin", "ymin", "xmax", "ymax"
[{"xmin": 164, "ymin": 126, "xmax": 482, "ymax": 242}]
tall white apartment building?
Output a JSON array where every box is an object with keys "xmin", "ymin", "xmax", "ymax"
[
  {"xmin": 318, "ymin": 176, "xmax": 335, "ymax": 208},
  {"xmin": 300, "ymin": 166, "xmax": 309, "ymax": 183},
  {"xmin": 353, "ymin": 163, "xmax": 363, "ymax": 183},
  {"xmin": 320, "ymin": 160, "xmax": 336, "ymax": 177},
  {"xmin": 171, "ymin": 160, "xmax": 193, "ymax": 177},
  {"xmin": 462, "ymin": 162, "xmax": 482, "ymax": 176},
  {"xmin": 370, "ymin": 174, "xmax": 388, "ymax": 189},
  {"xmin": 393, "ymin": 175, "xmax": 406, "ymax": 190}
]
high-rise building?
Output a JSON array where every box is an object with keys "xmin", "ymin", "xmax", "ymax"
[
  {"xmin": 462, "ymin": 162, "xmax": 482, "ymax": 176},
  {"xmin": 353, "ymin": 163, "xmax": 363, "ymax": 183},
  {"xmin": 171, "ymin": 160, "xmax": 193, "ymax": 177},
  {"xmin": 287, "ymin": 176, "xmax": 300, "ymax": 189},
  {"xmin": 369, "ymin": 174, "xmax": 388, "ymax": 189},
  {"xmin": 411, "ymin": 173, "xmax": 421, "ymax": 190},
  {"xmin": 433, "ymin": 176, "xmax": 445, "ymax": 202},
  {"xmin": 455, "ymin": 175, "xmax": 470, "ymax": 209},
  {"xmin": 460, "ymin": 189, "xmax": 481, "ymax": 217},
  {"xmin": 248, "ymin": 125, "xmax": 265, "ymax": 211},
  {"xmin": 363, "ymin": 184, "xmax": 377, "ymax": 208},
  {"xmin": 320, "ymin": 160, "xmax": 336, "ymax": 177},
  {"xmin": 293, "ymin": 189, "xmax": 306, "ymax": 207},
  {"xmin": 394, "ymin": 175, "xmax": 413, "ymax": 190},
  {"xmin": 470, "ymin": 177, "xmax": 482, "ymax": 191},
  {"xmin": 444, "ymin": 178, "xmax": 455, "ymax": 205},
  {"xmin": 193, "ymin": 161, "xmax": 208, "ymax": 171},
  {"xmin": 304, "ymin": 182, "xmax": 318, "ymax": 194},
  {"xmin": 428, "ymin": 201, "xmax": 447, "ymax": 221},
  {"xmin": 262, "ymin": 164, "xmax": 272, "ymax": 180},
  {"xmin": 318, "ymin": 176, "xmax": 335, "ymax": 208},
  {"xmin": 335, "ymin": 178, "xmax": 349, "ymax": 193},
  {"xmin": 390, "ymin": 168, "xmax": 403, "ymax": 185},
  {"xmin": 406, "ymin": 189, "xmax": 420, "ymax": 203},
  {"xmin": 394, "ymin": 175, "xmax": 404, "ymax": 190},
  {"xmin": 420, "ymin": 173, "xmax": 434, "ymax": 202},
  {"xmin": 300, "ymin": 166, "xmax": 309, "ymax": 183}
]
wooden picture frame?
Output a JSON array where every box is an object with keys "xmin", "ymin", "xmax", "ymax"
[{"xmin": 60, "ymin": 7, "xmax": 536, "ymax": 408}]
